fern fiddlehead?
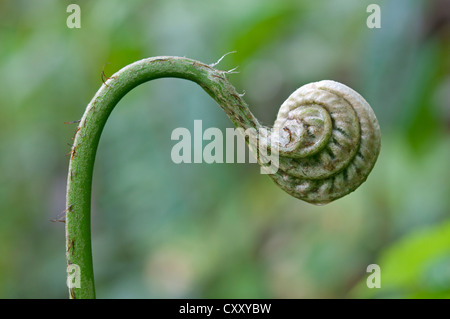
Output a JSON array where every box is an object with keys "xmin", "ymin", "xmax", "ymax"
[
  {"xmin": 268, "ymin": 80, "xmax": 381, "ymax": 205},
  {"xmin": 65, "ymin": 56, "xmax": 380, "ymax": 298}
]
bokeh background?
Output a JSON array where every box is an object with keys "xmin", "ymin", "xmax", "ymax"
[{"xmin": 0, "ymin": 0, "xmax": 449, "ymax": 298}]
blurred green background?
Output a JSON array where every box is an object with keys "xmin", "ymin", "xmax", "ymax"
[{"xmin": 0, "ymin": 0, "xmax": 449, "ymax": 298}]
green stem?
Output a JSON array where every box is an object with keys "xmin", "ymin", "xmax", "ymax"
[{"xmin": 65, "ymin": 56, "xmax": 260, "ymax": 299}]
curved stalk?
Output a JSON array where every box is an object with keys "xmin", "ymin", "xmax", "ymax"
[{"xmin": 65, "ymin": 56, "xmax": 261, "ymax": 299}]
